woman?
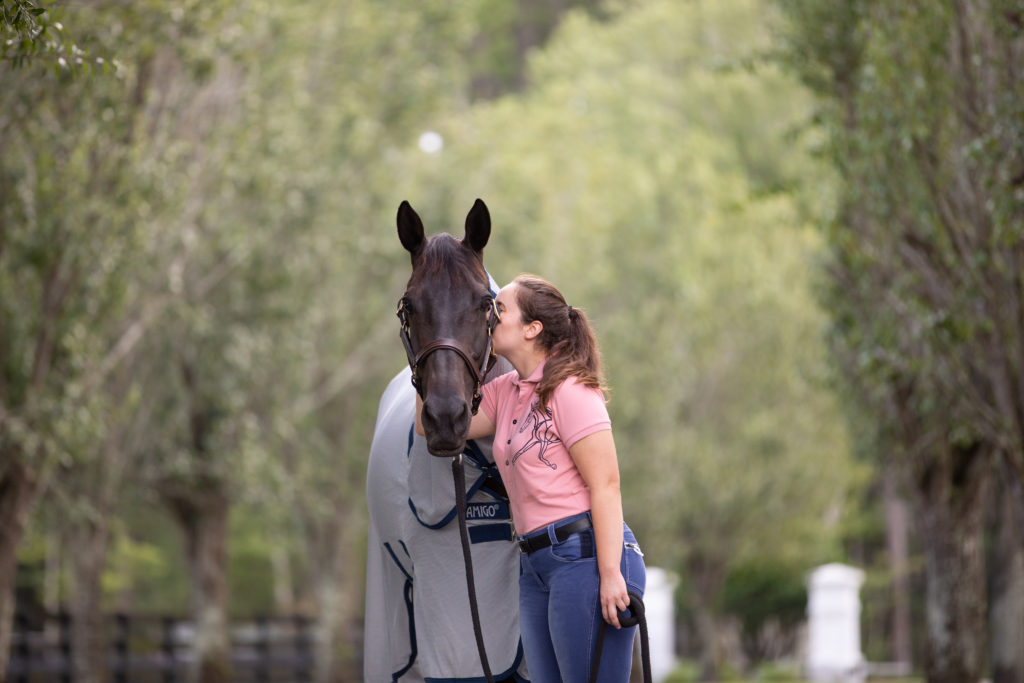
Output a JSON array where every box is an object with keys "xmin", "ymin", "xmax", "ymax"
[{"xmin": 420, "ymin": 274, "xmax": 646, "ymax": 682}]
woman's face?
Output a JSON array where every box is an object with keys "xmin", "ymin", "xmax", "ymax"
[{"xmin": 493, "ymin": 282, "xmax": 526, "ymax": 357}]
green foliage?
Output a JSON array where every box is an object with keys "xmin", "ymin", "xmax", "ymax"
[
  {"xmin": 775, "ymin": 0, "xmax": 1024, "ymax": 463},
  {"xmin": 226, "ymin": 506, "xmax": 282, "ymax": 617},
  {"xmin": 2, "ymin": 0, "xmax": 53, "ymax": 65},
  {"xmin": 719, "ymin": 561, "xmax": 807, "ymax": 638},
  {"xmin": 445, "ymin": 0, "xmax": 846, "ymax": 544},
  {"xmin": 466, "ymin": 0, "xmax": 607, "ymax": 99},
  {"xmin": 1, "ymin": 0, "xmax": 45, "ymax": 34},
  {"xmin": 1, "ymin": 0, "xmax": 113, "ymax": 73},
  {"xmin": 4, "ymin": 0, "xmax": 870, "ymax": 673},
  {"xmin": 775, "ymin": 0, "xmax": 1024, "ymax": 673},
  {"xmin": 747, "ymin": 662, "xmax": 806, "ymax": 682},
  {"xmin": 102, "ymin": 510, "xmax": 189, "ymax": 614},
  {"xmin": 390, "ymin": 3, "xmax": 859, "ymax": 667}
]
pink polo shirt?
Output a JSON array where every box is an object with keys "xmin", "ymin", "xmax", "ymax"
[{"xmin": 480, "ymin": 361, "xmax": 611, "ymax": 535}]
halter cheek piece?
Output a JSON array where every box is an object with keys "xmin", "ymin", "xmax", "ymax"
[{"xmin": 397, "ymin": 295, "xmax": 500, "ymax": 414}]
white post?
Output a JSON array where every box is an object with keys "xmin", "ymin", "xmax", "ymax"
[
  {"xmin": 642, "ymin": 567, "xmax": 677, "ymax": 682},
  {"xmin": 805, "ymin": 563, "xmax": 866, "ymax": 683}
]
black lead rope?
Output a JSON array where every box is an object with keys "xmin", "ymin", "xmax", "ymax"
[
  {"xmin": 589, "ymin": 591, "xmax": 652, "ymax": 683},
  {"xmin": 452, "ymin": 454, "xmax": 495, "ymax": 683}
]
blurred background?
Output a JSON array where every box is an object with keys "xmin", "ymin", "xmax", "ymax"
[{"xmin": 2, "ymin": 0, "xmax": 1022, "ymax": 682}]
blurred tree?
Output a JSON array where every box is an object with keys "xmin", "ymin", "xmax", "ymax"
[
  {"xmin": 398, "ymin": 1, "xmax": 859, "ymax": 677},
  {"xmin": 718, "ymin": 560, "xmax": 807, "ymax": 663},
  {"xmin": 0, "ymin": 2, "xmax": 891, "ymax": 681},
  {"xmin": 197, "ymin": 1, "xmax": 495, "ymax": 677},
  {"xmin": 1, "ymin": 1, "xmax": 294, "ymax": 679},
  {"xmin": 776, "ymin": 1, "xmax": 1024, "ymax": 681},
  {"xmin": 467, "ymin": 0, "xmax": 606, "ymax": 100},
  {"xmin": 0, "ymin": 3, "xmax": 149, "ymax": 670},
  {"xmin": 124, "ymin": 5, "xmax": 326, "ymax": 678},
  {"xmin": 6, "ymin": 0, "xmax": 534, "ymax": 679}
]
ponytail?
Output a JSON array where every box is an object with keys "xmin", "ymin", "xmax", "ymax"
[{"xmin": 512, "ymin": 274, "xmax": 607, "ymax": 411}]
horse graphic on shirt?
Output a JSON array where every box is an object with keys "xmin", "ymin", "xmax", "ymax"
[{"xmin": 511, "ymin": 401, "xmax": 559, "ymax": 470}]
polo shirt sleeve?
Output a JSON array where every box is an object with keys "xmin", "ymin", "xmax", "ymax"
[{"xmin": 551, "ymin": 377, "xmax": 611, "ymax": 448}]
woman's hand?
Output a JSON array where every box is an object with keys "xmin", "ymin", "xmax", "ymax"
[
  {"xmin": 415, "ymin": 394, "xmax": 425, "ymax": 436},
  {"xmin": 600, "ymin": 569, "xmax": 630, "ymax": 628}
]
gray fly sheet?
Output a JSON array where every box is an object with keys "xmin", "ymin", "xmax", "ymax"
[{"xmin": 364, "ymin": 360, "xmax": 529, "ymax": 682}]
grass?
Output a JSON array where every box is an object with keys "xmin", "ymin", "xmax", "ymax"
[
  {"xmin": 660, "ymin": 660, "xmax": 922, "ymax": 683},
  {"xmin": 664, "ymin": 678, "xmax": 922, "ymax": 683}
]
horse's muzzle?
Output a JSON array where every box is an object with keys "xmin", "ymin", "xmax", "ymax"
[{"xmin": 421, "ymin": 394, "xmax": 471, "ymax": 457}]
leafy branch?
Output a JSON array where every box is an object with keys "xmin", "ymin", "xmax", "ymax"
[{"xmin": 1, "ymin": 0, "xmax": 115, "ymax": 73}]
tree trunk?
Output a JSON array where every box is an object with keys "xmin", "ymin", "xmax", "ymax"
[
  {"xmin": 270, "ymin": 544, "xmax": 294, "ymax": 613},
  {"xmin": 168, "ymin": 491, "xmax": 231, "ymax": 683},
  {"xmin": 0, "ymin": 461, "xmax": 40, "ymax": 683},
  {"xmin": 66, "ymin": 434, "xmax": 129, "ymax": 683},
  {"xmin": 882, "ymin": 473, "xmax": 913, "ymax": 667},
  {"xmin": 313, "ymin": 557, "xmax": 343, "ymax": 683},
  {"xmin": 687, "ymin": 557, "xmax": 728, "ymax": 682},
  {"xmin": 43, "ymin": 529, "xmax": 62, "ymax": 612},
  {"xmin": 990, "ymin": 474, "xmax": 1024, "ymax": 683},
  {"xmin": 310, "ymin": 509, "xmax": 362, "ymax": 683},
  {"xmin": 1001, "ymin": 453, "xmax": 1024, "ymax": 561},
  {"xmin": 914, "ymin": 443, "xmax": 989, "ymax": 683},
  {"xmin": 67, "ymin": 517, "xmax": 112, "ymax": 683}
]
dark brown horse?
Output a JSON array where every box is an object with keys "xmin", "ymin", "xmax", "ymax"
[
  {"xmin": 396, "ymin": 198, "xmax": 498, "ymax": 456},
  {"xmin": 364, "ymin": 200, "xmax": 527, "ymax": 682}
]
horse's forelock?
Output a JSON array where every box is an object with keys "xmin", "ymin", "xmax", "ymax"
[{"xmin": 407, "ymin": 233, "xmax": 485, "ymax": 290}]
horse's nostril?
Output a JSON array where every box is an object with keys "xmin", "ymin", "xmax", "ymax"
[
  {"xmin": 421, "ymin": 401, "xmax": 437, "ymax": 430},
  {"xmin": 452, "ymin": 402, "xmax": 470, "ymax": 432},
  {"xmin": 421, "ymin": 400, "xmax": 444, "ymax": 431},
  {"xmin": 422, "ymin": 395, "xmax": 470, "ymax": 437}
]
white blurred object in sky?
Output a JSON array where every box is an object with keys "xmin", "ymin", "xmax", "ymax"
[{"xmin": 418, "ymin": 131, "xmax": 443, "ymax": 154}]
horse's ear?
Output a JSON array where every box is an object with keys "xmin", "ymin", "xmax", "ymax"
[
  {"xmin": 397, "ymin": 201, "xmax": 425, "ymax": 257},
  {"xmin": 462, "ymin": 198, "xmax": 490, "ymax": 253}
]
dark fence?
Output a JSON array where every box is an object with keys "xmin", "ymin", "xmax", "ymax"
[{"xmin": 7, "ymin": 611, "xmax": 316, "ymax": 682}]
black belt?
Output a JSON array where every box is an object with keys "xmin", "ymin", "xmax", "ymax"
[{"xmin": 517, "ymin": 517, "xmax": 592, "ymax": 554}]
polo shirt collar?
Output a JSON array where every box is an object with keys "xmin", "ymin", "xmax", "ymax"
[{"xmin": 514, "ymin": 359, "xmax": 546, "ymax": 388}]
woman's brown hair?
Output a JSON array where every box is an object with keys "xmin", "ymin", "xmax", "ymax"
[{"xmin": 513, "ymin": 274, "xmax": 607, "ymax": 410}]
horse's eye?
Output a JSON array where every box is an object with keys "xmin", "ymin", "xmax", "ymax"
[{"xmin": 397, "ymin": 298, "xmax": 415, "ymax": 325}]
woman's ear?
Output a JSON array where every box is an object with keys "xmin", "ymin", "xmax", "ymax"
[{"xmin": 524, "ymin": 320, "xmax": 543, "ymax": 341}]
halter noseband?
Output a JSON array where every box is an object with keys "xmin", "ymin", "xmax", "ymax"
[{"xmin": 397, "ymin": 295, "xmax": 500, "ymax": 414}]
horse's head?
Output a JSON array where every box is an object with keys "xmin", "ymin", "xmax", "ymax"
[{"xmin": 396, "ymin": 199, "xmax": 499, "ymax": 457}]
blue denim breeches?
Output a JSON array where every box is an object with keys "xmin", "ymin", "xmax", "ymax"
[{"xmin": 518, "ymin": 512, "xmax": 646, "ymax": 682}]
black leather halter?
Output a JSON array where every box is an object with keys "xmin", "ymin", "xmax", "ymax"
[{"xmin": 397, "ymin": 294, "xmax": 500, "ymax": 414}]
